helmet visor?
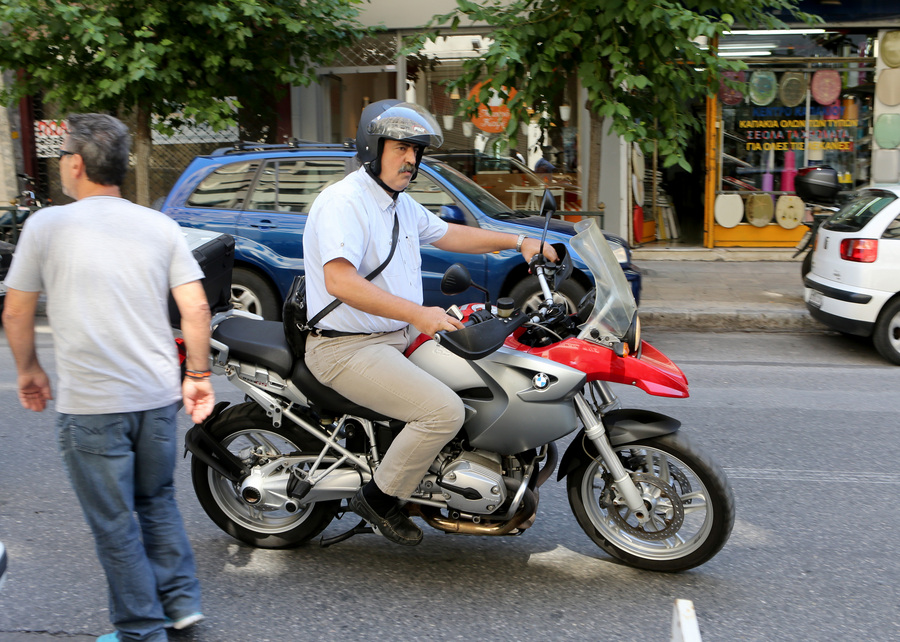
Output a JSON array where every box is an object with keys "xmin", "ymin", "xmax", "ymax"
[{"xmin": 366, "ymin": 102, "xmax": 444, "ymax": 149}]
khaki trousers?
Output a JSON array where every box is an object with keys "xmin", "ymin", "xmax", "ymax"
[{"xmin": 305, "ymin": 328, "xmax": 464, "ymax": 498}]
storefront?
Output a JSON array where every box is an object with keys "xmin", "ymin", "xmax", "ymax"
[
  {"xmin": 291, "ymin": 2, "xmax": 900, "ymax": 247},
  {"xmin": 705, "ymin": 29, "xmax": 878, "ymax": 247}
]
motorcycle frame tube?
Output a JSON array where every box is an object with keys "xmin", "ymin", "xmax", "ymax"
[
  {"xmin": 223, "ymin": 364, "xmax": 373, "ymax": 475},
  {"xmin": 506, "ymin": 335, "xmax": 689, "ymax": 398}
]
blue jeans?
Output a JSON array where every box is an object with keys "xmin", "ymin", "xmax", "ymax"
[{"xmin": 57, "ymin": 403, "xmax": 201, "ymax": 641}]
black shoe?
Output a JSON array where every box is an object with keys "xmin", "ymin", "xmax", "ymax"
[{"xmin": 349, "ymin": 488, "xmax": 423, "ymax": 546}]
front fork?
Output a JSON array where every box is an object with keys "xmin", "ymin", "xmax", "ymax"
[{"xmin": 574, "ymin": 390, "xmax": 648, "ymax": 519}]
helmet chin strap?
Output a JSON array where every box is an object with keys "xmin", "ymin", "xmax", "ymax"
[{"xmin": 364, "ymin": 162, "xmax": 401, "ymax": 201}]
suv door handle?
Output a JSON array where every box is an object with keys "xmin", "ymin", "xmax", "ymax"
[{"xmin": 251, "ymin": 219, "xmax": 278, "ymax": 229}]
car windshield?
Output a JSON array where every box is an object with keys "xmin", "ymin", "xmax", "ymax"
[
  {"xmin": 570, "ymin": 218, "xmax": 637, "ymax": 340},
  {"xmin": 423, "ymin": 160, "xmax": 516, "ymax": 220},
  {"xmin": 823, "ymin": 190, "xmax": 897, "ymax": 233}
]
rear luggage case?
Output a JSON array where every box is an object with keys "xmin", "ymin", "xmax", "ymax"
[
  {"xmin": 169, "ymin": 230, "xmax": 234, "ymax": 328},
  {"xmin": 795, "ymin": 166, "xmax": 840, "ymax": 204}
]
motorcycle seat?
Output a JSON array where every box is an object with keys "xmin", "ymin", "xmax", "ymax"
[
  {"xmin": 211, "ymin": 316, "xmax": 294, "ymax": 378},
  {"xmin": 211, "ymin": 316, "xmax": 390, "ymax": 421}
]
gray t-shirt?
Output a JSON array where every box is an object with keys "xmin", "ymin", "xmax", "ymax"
[{"xmin": 5, "ymin": 196, "xmax": 204, "ymax": 414}]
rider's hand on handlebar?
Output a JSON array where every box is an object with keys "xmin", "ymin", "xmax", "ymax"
[
  {"xmin": 413, "ymin": 306, "xmax": 466, "ymax": 338},
  {"xmin": 520, "ymin": 237, "xmax": 558, "ymax": 265}
]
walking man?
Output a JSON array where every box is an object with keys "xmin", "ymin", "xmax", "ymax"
[{"xmin": 3, "ymin": 113, "xmax": 214, "ymax": 641}]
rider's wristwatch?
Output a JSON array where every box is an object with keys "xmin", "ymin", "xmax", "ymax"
[{"xmin": 515, "ymin": 233, "xmax": 527, "ymax": 253}]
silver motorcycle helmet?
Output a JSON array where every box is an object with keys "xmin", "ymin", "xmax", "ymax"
[{"xmin": 356, "ymin": 99, "xmax": 444, "ymax": 180}]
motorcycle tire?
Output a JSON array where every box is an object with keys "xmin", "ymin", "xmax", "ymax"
[
  {"xmin": 567, "ymin": 431, "xmax": 734, "ymax": 572},
  {"xmin": 191, "ymin": 402, "xmax": 339, "ymax": 548}
]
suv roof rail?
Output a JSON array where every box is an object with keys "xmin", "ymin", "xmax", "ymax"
[{"xmin": 210, "ymin": 139, "xmax": 357, "ymax": 157}]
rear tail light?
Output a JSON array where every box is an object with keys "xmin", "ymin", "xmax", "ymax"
[
  {"xmin": 175, "ymin": 337, "xmax": 187, "ymax": 365},
  {"xmin": 840, "ymin": 238, "xmax": 878, "ymax": 263}
]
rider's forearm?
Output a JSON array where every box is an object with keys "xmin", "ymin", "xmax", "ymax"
[{"xmin": 432, "ymin": 225, "xmax": 518, "ymax": 254}]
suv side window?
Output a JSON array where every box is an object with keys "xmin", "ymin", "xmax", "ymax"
[
  {"xmin": 406, "ymin": 172, "xmax": 458, "ymax": 216},
  {"xmin": 247, "ymin": 159, "xmax": 346, "ymax": 213},
  {"xmin": 186, "ymin": 161, "xmax": 259, "ymax": 209}
]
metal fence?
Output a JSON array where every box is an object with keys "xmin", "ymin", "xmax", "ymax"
[{"xmin": 33, "ymin": 110, "xmax": 239, "ymax": 207}]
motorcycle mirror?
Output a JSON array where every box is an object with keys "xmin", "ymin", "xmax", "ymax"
[
  {"xmin": 441, "ymin": 263, "xmax": 473, "ymax": 296},
  {"xmin": 537, "ymin": 189, "xmax": 557, "ymax": 256}
]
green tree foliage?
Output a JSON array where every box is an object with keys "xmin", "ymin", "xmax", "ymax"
[
  {"xmin": 415, "ymin": 0, "xmax": 820, "ymax": 172},
  {"xmin": 0, "ymin": 0, "xmax": 371, "ymax": 203}
]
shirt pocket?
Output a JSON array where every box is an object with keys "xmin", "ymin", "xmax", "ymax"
[{"xmin": 382, "ymin": 233, "xmax": 421, "ymax": 280}]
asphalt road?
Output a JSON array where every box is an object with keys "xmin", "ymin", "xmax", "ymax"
[{"xmin": 1, "ymin": 327, "xmax": 899, "ymax": 641}]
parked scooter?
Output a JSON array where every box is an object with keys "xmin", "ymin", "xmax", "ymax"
[
  {"xmin": 182, "ymin": 190, "xmax": 735, "ymax": 572},
  {"xmin": 794, "ymin": 166, "xmax": 842, "ymax": 277}
]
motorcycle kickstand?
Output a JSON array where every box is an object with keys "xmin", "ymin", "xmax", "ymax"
[{"xmin": 319, "ymin": 518, "xmax": 374, "ymax": 548}]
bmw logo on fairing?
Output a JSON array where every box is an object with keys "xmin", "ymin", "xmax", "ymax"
[{"xmin": 532, "ymin": 373, "xmax": 550, "ymax": 390}]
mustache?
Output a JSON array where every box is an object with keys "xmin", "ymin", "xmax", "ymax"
[{"xmin": 399, "ymin": 162, "xmax": 416, "ymax": 174}]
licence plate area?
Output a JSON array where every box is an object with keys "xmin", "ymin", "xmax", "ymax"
[{"xmin": 808, "ymin": 289, "xmax": 823, "ymax": 308}]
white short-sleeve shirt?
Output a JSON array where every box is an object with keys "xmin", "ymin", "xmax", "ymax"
[{"xmin": 302, "ymin": 167, "xmax": 448, "ymax": 333}]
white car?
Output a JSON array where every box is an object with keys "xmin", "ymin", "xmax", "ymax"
[{"xmin": 804, "ymin": 186, "xmax": 900, "ymax": 364}]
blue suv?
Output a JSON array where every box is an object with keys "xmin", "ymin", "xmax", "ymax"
[{"xmin": 161, "ymin": 142, "xmax": 640, "ymax": 319}]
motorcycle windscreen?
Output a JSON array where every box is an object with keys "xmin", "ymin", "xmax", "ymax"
[{"xmin": 569, "ymin": 219, "xmax": 637, "ymax": 341}]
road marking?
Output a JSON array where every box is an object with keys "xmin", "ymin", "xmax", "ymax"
[{"xmin": 724, "ymin": 468, "xmax": 900, "ymax": 484}]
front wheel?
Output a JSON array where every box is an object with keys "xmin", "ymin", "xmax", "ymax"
[
  {"xmin": 191, "ymin": 402, "xmax": 338, "ymax": 548},
  {"xmin": 231, "ymin": 267, "xmax": 281, "ymax": 320},
  {"xmin": 567, "ymin": 432, "xmax": 734, "ymax": 572},
  {"xmin": 873, "ymin": 297, "xmax": 900, "ymax": 365},
  {"xmin": 509, "ymin": 276, "xmax": 586, "ymax": 314}
]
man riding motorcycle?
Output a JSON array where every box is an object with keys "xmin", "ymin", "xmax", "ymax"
[{"xmin": 302, "ymin": 99, "xmax": 557, "ymax": 545}]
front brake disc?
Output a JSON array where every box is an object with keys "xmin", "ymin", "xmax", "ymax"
[{"xmin": 608, "ymin": 473, "xmax": 685, "ymax": 541}]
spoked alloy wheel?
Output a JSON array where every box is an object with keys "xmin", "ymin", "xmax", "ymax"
[
  {"xmin": 191, "ymin": 403, "xmax": 337, "ymax": 548},
  {"xmin": 230, "ymin": 268, "xmax": 280, "ymax": 320},
  {"xmin": 567, "ymin": 432, "xmax": 734, "ymax": 572}
]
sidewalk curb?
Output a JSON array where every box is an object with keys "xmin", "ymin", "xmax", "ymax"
[{"xmin": 639, "ymin": 307, "xmax": 825, "ymax": 332}]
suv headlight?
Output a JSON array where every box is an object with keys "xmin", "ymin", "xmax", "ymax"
[{"xmin": 607, "ymin": 240, "xmax": 629, "ymax": 265}]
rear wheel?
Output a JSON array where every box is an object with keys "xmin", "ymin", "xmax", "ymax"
[
  {"xmin": 567, "ymin": 432, "xmax": 734, "ymax": 572},
  {"xmin": 191, "ymin": 403, "xmax": 338, "ymax": 548},
  {"xmin": 231, "ymin": 267, "xmax": 280, "ymax": 320},
  {"xmin": 873, "ymin": 297, "xmax": 900, "ymax": 365}
]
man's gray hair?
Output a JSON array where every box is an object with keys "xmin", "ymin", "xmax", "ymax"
[{"xmin": 66, "ymin": 113, "xmax": 131, "ymax": 187}]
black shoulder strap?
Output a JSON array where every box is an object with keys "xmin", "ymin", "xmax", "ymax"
[{"xmin": 307, "ymin": 211, "xmax": 400, "ymax": 329}]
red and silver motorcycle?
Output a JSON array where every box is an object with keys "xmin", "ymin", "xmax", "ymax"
[{"xmin": 184, "ymin": 192, "xmax": 734, "ymax": 572}]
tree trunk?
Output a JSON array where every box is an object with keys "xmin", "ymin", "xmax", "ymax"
[
  {"xmin": 586, "ymin": 110, "xmax": 604, "ymax": 215},
  {"xmin": 0, "ymin": 74, "xmax": 20, "ymax": 204},
  {"xmin": 135, "ymin": 102, "xmax": 151, "ymax": 206}
]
